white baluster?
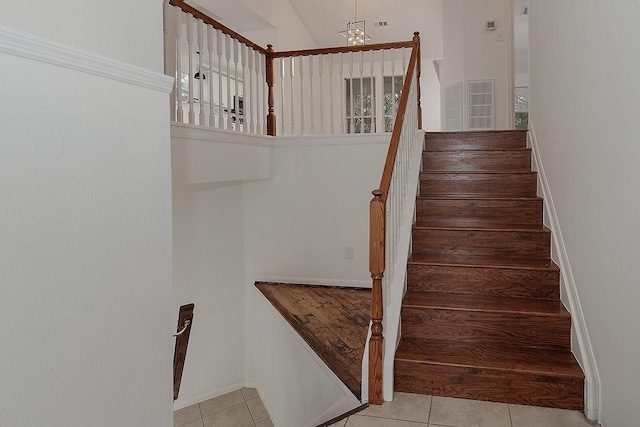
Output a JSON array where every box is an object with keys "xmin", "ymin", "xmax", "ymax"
[
  {"xmin": 255, "ymin": 51, "xmax": 263, "ymax": 135},
  {"xmin": 262, "ymin": 54, "xmax": 268, "ymax": 134},
  {"xmin": 196, "ymin": 19, "xmax": 205, "ymax": 125},
  {"xmin": 319, "ymin": 55, "xmax": 324, "ymax": 134},
  {"xmin": 391, "ymin": 48, "xmax": 396, "ymax": 120},
  {"xmin": 217, "ymin": 30, "xmax": 223, "ymax": 128},
  {"xmin": 242, "ymin": 44, "xmax": 249, "ymax": 133},
  {"xmin": 207, "ymin": 25, "xmax": 215, "ymax": 127},
  {"xmin": 370, "ymin": 50, "xmax": 375, "ymax": 133},
  {"xmin": 290, "ymin": 57, "xmax": 295, "ymax": 135},
  {"xmin": 359, "ymin": 51, "xmax": 365, "ymax": 133},
  {"xmin": 175, "ymin": 8, "xmax": 184, "ymax": 123},
  {"xmin": 349, "ymin": 52, "xmax": 354, "ymax": 133},
  {"xmin": 339, "ymin": 53, "xmax": 345, "ymax": 133},
  {"xmin": 186, "ymin": 13, "xmax": 195, "ymax": 124},
  {"xmin": 248, "ymin": 48, "xmax": 256, "ymax": 134},
  {"xmin": 225, "ymin": 34, "xmax": 232, "ymax": 129},
  {"xmin": 329, "ymin": 54, "xmax": 334, "ymax": 134},
  {"xmin": 299, "ymin": 56, "xmax": 305, "ymax": 135},
  {"xmin": 309, "ymin": 55, "xmax": 314, "ymax": 135},
  {"xmin": 280, "ymin": 58, "xmax": 285, "ymax": 135},
  {"xmin": 233, "ymin": 39, "xmax": 240, "ymax": 131}
]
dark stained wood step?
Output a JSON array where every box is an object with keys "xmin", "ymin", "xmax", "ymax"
[
  {"xmin": 419, "ymin": 172, "xmax": 538, "ymax": 198},
  {"xmin": 394, "ymin": 337, "xmax": 584, "ymax": 410},
  {"xmin": 422, "ymin": 149, "xmax": 532, "ymax": 172},
  {"xmin": 407, "ymin": 261, "xmax": 560, "ymax": 300},
  {"xmin": 254, "ymin": 282, "xmax": 370, "ymax": 398},
  {"xmin": 411, "ymin": 226, "xmax": 551, "ymax": 259},
  {"xmin": 408, "ymin": 253, "xmax": 555, "ymax": 269},
  {"xmin": 425, "ymin": 130, "xmax": 527, "ymax": 151},
  {"xmin": 415, "ymin": 197, "xmax": 543, "ymax": 228},
  {"xmin": 401, "ymin": 291, "xmax": 571, "ymax": 350}
]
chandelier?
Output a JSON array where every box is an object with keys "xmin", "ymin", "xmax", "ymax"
[{"xmin": 339, "ymin": 0, "xmax": 371, "ymax": 46}]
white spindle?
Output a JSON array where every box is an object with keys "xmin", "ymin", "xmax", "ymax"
[
  {"xmin": 256, "ymin": 50, "xmax": 263, "ymax": 135},
  {"xmin": 370, "ymin": 50, "xmax": 375, "ymax": 133},
  {"xmin": 225, "ymin": 34, "xmax": 232, "ymax": 129},
  {"xmin": 339, "ymin": 53, "xmax": 345, "ymax": 133},
  {"xmin": 359, "ymin": 51, "xmax": 364, "ymax": 133},
  {"xmin": 290, "ymin": 57, "xmax": 295, "ymax": 135},
  {"xmin": 349, "ymin": 52, "xmax": 354, "ymax": 133},
  {"xmin": 233, "ymin": 39, "xmax": 240, "ymax": 131},
  {"xmin": 207, "ymin": 25, "xmax": 215, "ymax": 127},
  {"xmin": 319, "ymin": 55, "xmax": 324, "ymax": 134},
  {"xmin": 299, "ymin": 56, "xmax": 305, "ymax": 135},
  {"xmin": 197, "ymin": 19, "xmax": 205, "ymax": 125},
  {"xmin": 248, "ymin": 48, "xmax": 256, "ymax": 134},
  {"xmin": 309, "ymin": 55, "xmax": 315, "ymax": 135},
  {"xmin": 186, "ymin": 13, "xmax": 195, "ymax": 124},
  {"xmin": 216, "ymin": 30, "xmax": 223, "ymax": 128},
  {"xmin": 280, "ymin": 58, "xmax": 285, "ymax": 135},
  {"xmin": 262, "ymin": 54, "xmax": 267, "ymax": 134},
  {"xmin": 242, "ymin": 44, "xmax": 249, "ymax": 133},
  {"xmin": 329, "ymin": 54, "xmax": 334, "ymax": 134},
  {"xmin": 175, "ymin": 8, "xmax": 184, "ymax": 123}
]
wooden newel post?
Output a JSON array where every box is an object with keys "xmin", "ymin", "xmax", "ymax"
[
  {"xmin": 413, "ymin": 32, "xmax": 422, "ymax": 130},
  {"xmin": 266, "ymin": 44, "xmax": 277, "ymax": 136},
  {"xmin": 369, "ymin": 189, "xmax": 385, "ymax": 405}
]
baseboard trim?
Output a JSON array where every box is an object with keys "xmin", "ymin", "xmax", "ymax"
[
  {"xmin": 0, "ymin": 24, "xmax": 173, "ymax": 93},
  {"xmin": 173, "ymin": 382, "xmax": 245, "ymax": 410},
  {"xmin": 259, "ymin": 276, "xmax": 371, "ymax": 288},
  {"xmin": 528, "ymin": 121, "xmax": 601, "ymax": 422}
]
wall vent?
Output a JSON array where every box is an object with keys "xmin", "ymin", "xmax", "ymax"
[
  {"xmin": 520, "ymin": 6, "xmax": 528, "ymax": 15},
  {"xmin": 374, "ymin": 21, "xmax": 388, "ymax": 27}
]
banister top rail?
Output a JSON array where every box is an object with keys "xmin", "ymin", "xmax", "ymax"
[
  {"xmin": 273, "ymin": 40, "xmax": 414, "ymax": 59},
  {"xmin": 169, "ymin": 0, "xmax": 269, "ymax": 55},
  {"xmin": 377, "ymin": 32, "xmax": 420, "ymax": 199}
]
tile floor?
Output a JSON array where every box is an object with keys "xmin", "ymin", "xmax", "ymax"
[
  {"xmin": 330, "ymin": 393, "xmax": 599, "ymax": 427},
  {"xmin": 175, "ymin": 389, "xmax": 599, "ymax": 427},
  {"xmin": 174, "ymin": 388, "xmax": 273, "ymax": 427}
]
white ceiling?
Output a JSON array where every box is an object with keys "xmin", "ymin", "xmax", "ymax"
[{"xmin": 191, "ymin": 0, "xmax": 444, "ymax": 58}]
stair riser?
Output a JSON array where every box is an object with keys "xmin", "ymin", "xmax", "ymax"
[
  {"xmin": 394, "ymin": 361, "xmax": 583, "ymax": 410},
  {"xmin": 425, "ymin": 132, "xmax": 527, "ymax": 151},
  {"xmin": 407, "ymin": 264, "xmax": 560, "ymax": 299},
  {"xmin": 416, "ymin": 198, "xmax": 543, "ymax": 227},
  {"xmin": 420, "ymin": 173, "xmax": 537, "ymax": 198},
  {"xmin": 423, "ymin": 150, "xmax": 532, "ymax": 172},
  {"xmin": 401, "ymin": 307, "xmax": 571, "ymax": 350},
  {"xmin": 412, "ymin": 229, "xmax": 551, "ymax": 258}
]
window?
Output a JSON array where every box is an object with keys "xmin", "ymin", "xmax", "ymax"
[
  {"xmin": 468, "ymin": 80, "xmax": 494, "ymax": 130},
  {"xmin": 346, "ymin": 77, "xmax": 375, "ymax": 133},
  {"xmin": 345, "ymin": 75, "xmax": 404, "ymax": 134},
  {"xmin": 384, "ymin": 76, "xmax": 404, "ymax": 132}
]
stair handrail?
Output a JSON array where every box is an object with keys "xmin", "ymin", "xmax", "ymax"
[
  {"xmin": 164, "ymin": 0, "xmax": 419, "ymax": 136},
  {"xmin": 368, "ymin": 32, "xmax": 421, "ymax": 405}
]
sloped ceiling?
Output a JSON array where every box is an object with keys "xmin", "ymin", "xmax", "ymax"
[{"xmin": 191, "ymin": 0, "xmax": 444, "ymax": 58}]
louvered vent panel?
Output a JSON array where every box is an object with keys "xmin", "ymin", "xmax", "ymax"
[
  {"xmin": 444, "ymin": 82, "xmax": 462, "ymax": 131},
  {"xmin": 468, "ymin": 80, "xmax": 494, "ymax": 130}
]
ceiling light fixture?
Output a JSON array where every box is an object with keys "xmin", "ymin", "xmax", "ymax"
[{"xmin": 339, "ymin": 0, "xmax": 371, "ymax": 46}]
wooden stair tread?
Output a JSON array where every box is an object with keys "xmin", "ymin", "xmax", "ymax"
[
  {"xmin": 395, "ymin": 337, "xmax": 583, "ymax": 377},
  {"xmin": 408, "ymin": 253, "xmax": 558, "ymax": 271},
  {"xmin": 413, "ymin": 222, "xmax": 546, "ymax": 231},
  {"xmin": 403, "ymin": 291, "xmax": 569, "ymax": 317},
  {"xmin": 254, "ymin": 282, "xmax": 370, "ymax": 397},
  {"xmin": 416, "ymin": 196, "xmax": 542, "ymax": 201},
  {"xmin": 421, "ymin": 171, "xmax": 537, "ymax": 176}
]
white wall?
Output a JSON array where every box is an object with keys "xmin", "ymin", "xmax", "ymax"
[
  {"xmin": 0, "ymin": 1, "xmax": 162, "ymax": 71},
  {"xmin": 0, "ymin": 8, "xmax": 173, "ymax": 426},
  {"xmin": 243, "ymin": 135, "xmax": 388, "ymax": 288},
  {"xmin": 529, "ymin": 1, "xmax": 640, "ymax": 426},
  {"xmin": 441, "ymin": 0, "xmax": 511, "ymax": 130},
  {"xmin": 171, "ymin": 126, "xmax": 271, "ymax": 408}
]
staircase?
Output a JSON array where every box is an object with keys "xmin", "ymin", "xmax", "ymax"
[{"xmin": 394, "ymin": 130, "xmax": 584, "ymax": 410}]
